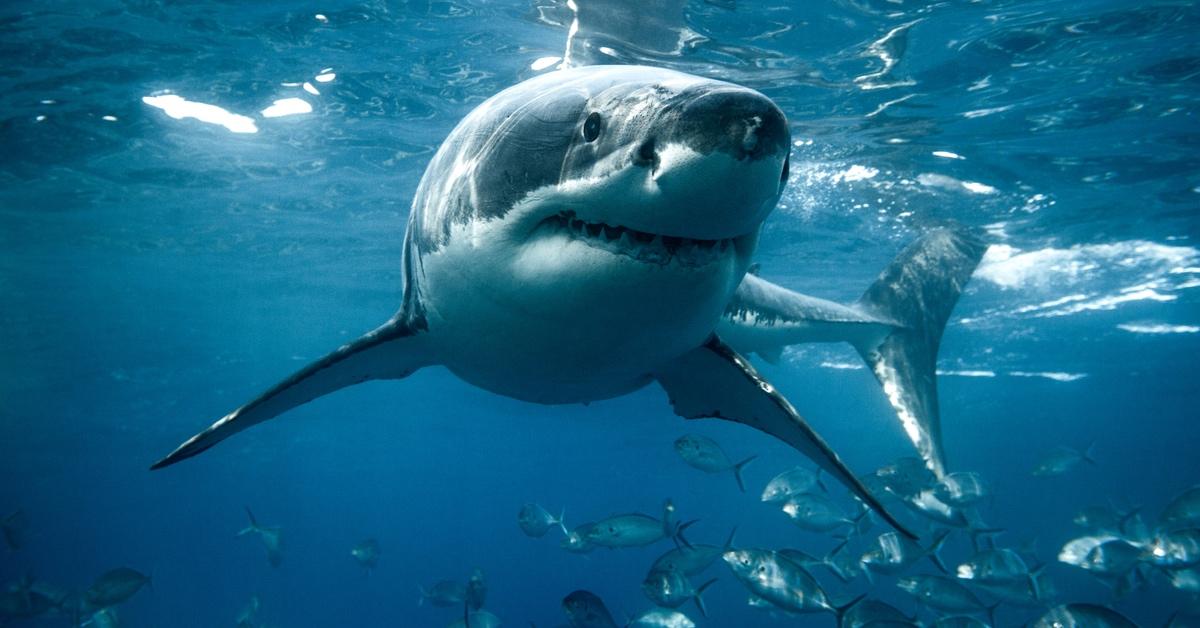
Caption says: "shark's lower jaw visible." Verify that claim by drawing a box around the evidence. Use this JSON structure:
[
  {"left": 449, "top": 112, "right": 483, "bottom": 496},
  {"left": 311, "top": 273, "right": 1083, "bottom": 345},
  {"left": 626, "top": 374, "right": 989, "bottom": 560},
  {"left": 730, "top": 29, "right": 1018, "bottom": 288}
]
[{"left": 540, "top": 210, "right": 732, "bottom": 267}]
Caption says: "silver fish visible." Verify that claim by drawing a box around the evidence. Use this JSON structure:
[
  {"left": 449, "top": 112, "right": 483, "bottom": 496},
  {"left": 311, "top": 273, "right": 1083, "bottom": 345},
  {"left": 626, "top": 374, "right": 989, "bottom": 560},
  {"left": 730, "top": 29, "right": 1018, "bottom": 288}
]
[
  {"left": 518, "top": 503, "right": 567, "bottom": 538},
  {"left": 896, "top": 575, "right": 994, "bottom": 621},
  {"left": 641, "top": 566, "right": 716, "bottom": 617},
  {"left": 562, "top": 522, "right": 597, "bottom": 554},
  {"left": 761, "top": 467, "right": 824, "bottom": 503},
  {"left": 84, "top": 567, "right": 150, "bottom": 609},
  {"left": 934, "top": 472, "right": 989, "bottom": 507},
  {"left": 876, "top": 457, "right": 937, "bottom": 500},
  {"left": 562, "top": 589, "right": 618, "bottom": 628},
  {"left": 628, "top": 607, "right": 695, "bottom": 628},
  {"left": 1162, "top": 485, "right": 1200, "bottom": 530},
  {"left": 650, "top": 528, "right": 736, "bottom": 576},
  {"left": 586, "top": 501, "right": 690, "bottom": 549},
  {"left": 722, "top": 548, "right": 860, "bottom": 619},
  {"left": 1058, "top": 535, "right": 1141, "bottom": 576},
  {"left": 1143, "top": 528, "right": 1200, "bottom": 568},
  {"left": 418, "top": 580, "right": 465, "bottom": 607},
  {"left": 840, "top": 598, "right": 915, "bottom": 628},
  {"left": 466, "top": 568, "right": 486, "bottom": 611},
  {"left": 673, "top": 434, "right": 756, "bottom": 492},
  {"left": 781, "top": 494, "right": 861, "bottom": 533},
  {"left": 861, "top": 530, "right": 950, "bottom": 580},
  {"left": 238, "top": 507, "right": 283, "bottom": 567},
  {"left": 1032, "top": 443, "right": 1096, "bottom": 477},
  {"left": 446, "top": 610, "right": 501, "bottom": 628},
  {"left": 1031, "top": 603, "right": 1136, "bottom": 628},
  {"left": 351, "top": 538, "right": 380, "bottom": 570}
]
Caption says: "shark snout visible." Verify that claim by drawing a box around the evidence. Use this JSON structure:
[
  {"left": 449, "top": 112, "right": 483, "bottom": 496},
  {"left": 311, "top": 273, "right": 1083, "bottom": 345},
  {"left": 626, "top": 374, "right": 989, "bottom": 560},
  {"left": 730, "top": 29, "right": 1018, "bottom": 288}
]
[{"left": 675, "top": 88, "right": 789, "bottom": 161}]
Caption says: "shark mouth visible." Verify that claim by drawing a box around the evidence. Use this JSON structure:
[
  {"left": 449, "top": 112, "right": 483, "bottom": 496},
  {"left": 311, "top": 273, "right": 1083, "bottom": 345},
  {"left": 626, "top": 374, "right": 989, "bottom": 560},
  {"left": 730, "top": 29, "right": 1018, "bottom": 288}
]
[{"left": 544, "top": 210, "right": 732, "bottom": 266}]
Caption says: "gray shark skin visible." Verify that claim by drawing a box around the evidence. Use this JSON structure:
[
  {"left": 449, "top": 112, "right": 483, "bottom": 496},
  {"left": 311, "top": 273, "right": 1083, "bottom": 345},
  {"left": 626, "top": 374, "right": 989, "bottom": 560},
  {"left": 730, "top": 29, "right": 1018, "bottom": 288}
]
[{"left": 150, "top": 65, "right": 987, "bottom": 539}]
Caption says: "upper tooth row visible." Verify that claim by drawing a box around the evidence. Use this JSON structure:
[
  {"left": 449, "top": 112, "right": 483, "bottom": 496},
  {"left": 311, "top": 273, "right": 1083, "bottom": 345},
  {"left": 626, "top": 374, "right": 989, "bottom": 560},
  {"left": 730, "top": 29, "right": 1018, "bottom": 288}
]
[{"left": 564, "top": 216, "right": 724, "bottom": 251}]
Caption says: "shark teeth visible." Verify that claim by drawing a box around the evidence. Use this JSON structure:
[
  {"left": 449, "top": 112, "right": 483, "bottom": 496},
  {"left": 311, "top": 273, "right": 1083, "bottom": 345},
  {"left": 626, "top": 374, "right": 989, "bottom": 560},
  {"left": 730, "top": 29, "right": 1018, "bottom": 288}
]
[{"left": 549, "top": 211, "right": 730, "bottom": 266}]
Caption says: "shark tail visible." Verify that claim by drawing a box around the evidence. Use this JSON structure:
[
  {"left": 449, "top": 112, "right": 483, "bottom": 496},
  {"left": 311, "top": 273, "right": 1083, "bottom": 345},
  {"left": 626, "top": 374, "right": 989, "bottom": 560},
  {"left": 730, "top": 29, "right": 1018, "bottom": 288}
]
[
  {"left": 693, "top": 578, "right": 717, "bottom": 618},
  {"left": 853, "top": 226, "right": 988, "bottom": 478},
  {"left": 731, "top": 455, "right": 757, "bottom": 493}
]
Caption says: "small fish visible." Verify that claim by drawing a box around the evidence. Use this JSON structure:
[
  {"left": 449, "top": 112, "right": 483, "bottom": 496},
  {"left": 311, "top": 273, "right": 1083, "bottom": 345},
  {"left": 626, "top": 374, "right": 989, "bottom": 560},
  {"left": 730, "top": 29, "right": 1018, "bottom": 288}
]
[
  {"left": 84, "top": 567, "right": 151, "bottom": 608},
  {"left": 957, "top": 548, "right": 1042, "bottom": 600},
  {"left": 1073, "top": 503, "right": 1137, "bottom": 536},
  {"left": 840, "top": 598, "right": 915, "bottom": 628},
  {"left": 1, "top": 511, "right": 26, "bottom": 551},
  {"left": 781, "top": 493, "right": 861, "bottom": 533},
  {"left": 722, "top": 548, "right": 860, "bottom": 619},
  {"left": 1162, "top": 485, "right": 1200, "bottom": 530},
  {"left": 650, "top": 527, "right": 736, "bottom": 577},
  {"left": 238, "top": 507, "right": 283, "bottom": 567},
  {"left": 896, "top": 575, "right": 994, "bottom": 621},
  {"left": 1031, "top": 603, "right": 1137, "bottom": 628},
  {"left": 641, "top": 566, "right": 716, "bottom": 617},
  {"left": 465, "top": 568, "right": 487, "bottom": 612},
  {"left": 0, "top": 579, "right": 55, "bottom": 621},
  {"left": 1058, "top": 535, "right": 1141, "bottom": 576},
  {"left": 1142, "top": 528, "right": 1200, "bottom": 568},
  {"left": 875, "top": 457, "right": 937, "bottom": 500},
  {"left": 561, "top": 522, "right": 597, "bottom": 554},
  {"left": 861, "top": 530, "right": 950, "bottom": 580},
  {"left": 351, "top": 538, "right": 381, "bottom": 570},
  {"left": 236, "top": 594, "right": 260, "bottom": 628},
  {"left": 673, "top": 434, "right": 756, "bottom": 492},
  {"left": 585, "top": 500, "right": 692, "bottom": 549},
  {"left": 628, "top": 608, "right": 696, "bottom": 628},
  {"left": 446, "top": 610, "right": 501, "bottom": 628},
  {"left": 518, "top": 503, "right": 567, "bottom": 538},
  {"left": 86, "top": 607, "right": 120, "bottom": 628},
  {"left": 761, "top": 467, "right": 824, "bottom": 502},
  {"left": 934, "top": 472, "right": 989, "bottom": 507},
  {"left": 1032, "top": 443, "right": 1096, "bottom": 477},
  {"left": 562, "top": 589, "right": 618, "bottom": 628},
  {"left": 418, "top": 580, "right": 465, "bottom": 607}
]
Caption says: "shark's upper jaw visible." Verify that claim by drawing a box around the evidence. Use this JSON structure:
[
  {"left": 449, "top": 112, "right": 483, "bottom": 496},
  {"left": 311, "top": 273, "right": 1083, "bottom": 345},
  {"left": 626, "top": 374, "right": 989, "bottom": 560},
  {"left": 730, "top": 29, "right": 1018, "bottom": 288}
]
[{"left": 540, "top": 210, "right": 735, "bottom": 267}]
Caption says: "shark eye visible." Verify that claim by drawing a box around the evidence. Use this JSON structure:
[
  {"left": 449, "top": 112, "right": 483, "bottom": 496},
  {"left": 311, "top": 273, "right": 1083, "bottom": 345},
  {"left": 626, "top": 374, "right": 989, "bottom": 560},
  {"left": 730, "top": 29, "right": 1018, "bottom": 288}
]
[{"left": 583, "top": 112, "right": 602, "bottom": 142}]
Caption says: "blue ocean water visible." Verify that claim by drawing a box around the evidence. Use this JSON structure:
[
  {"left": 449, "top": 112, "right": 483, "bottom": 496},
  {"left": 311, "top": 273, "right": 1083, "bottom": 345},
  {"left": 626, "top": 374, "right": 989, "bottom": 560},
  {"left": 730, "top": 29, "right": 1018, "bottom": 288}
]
[{"left": 1, "top": 0, "right": 1198, "bottom": 626}]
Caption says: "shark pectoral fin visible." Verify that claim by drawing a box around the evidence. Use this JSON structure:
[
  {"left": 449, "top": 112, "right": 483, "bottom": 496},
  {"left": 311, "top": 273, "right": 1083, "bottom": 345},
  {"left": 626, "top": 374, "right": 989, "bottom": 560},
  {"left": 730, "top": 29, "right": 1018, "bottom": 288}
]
[
  {"left": 151, "top": 319, "right": 432, "bottom": 470},
  {"left": 655, "top": 336, "right": 917, "bottom": 540}
]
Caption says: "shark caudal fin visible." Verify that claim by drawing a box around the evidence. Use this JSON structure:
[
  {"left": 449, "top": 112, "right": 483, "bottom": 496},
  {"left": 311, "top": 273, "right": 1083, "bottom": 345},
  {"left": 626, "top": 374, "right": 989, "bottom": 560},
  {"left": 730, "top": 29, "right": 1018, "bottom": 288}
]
[
  {"left": 150, "top": 319, "right": 430, "bottom": 470},
  {"left": 853, "top": 226, "right": 988, "bottom": 478}
]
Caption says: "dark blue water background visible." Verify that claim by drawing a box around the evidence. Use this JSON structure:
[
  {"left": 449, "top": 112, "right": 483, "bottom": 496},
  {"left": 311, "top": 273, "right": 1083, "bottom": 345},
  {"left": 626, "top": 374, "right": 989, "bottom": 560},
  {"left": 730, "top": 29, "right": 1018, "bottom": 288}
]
[{"left": 1, "top": 0, "right": 1198, "bottom": 626}]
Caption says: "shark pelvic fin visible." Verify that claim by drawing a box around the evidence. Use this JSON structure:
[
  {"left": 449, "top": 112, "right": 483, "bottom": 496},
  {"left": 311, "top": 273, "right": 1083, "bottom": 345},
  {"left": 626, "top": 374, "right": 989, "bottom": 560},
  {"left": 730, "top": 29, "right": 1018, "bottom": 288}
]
[
  {"left": 151, "top": 318, "right": 431, "bottom": 470},
  {"left": 655, "top": 335, "right": 917, "bottom": 540}
]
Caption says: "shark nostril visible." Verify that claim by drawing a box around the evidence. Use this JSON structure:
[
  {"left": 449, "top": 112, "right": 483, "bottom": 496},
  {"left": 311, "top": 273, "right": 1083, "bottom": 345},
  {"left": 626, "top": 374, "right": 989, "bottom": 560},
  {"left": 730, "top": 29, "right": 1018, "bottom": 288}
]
[{"left": 635, "top": 137, "right": 658, "bottom": 168}]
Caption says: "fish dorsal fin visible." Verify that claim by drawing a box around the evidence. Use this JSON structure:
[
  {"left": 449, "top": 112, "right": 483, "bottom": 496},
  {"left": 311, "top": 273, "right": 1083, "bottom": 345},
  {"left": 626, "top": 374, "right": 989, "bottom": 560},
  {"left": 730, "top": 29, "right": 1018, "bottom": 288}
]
[{"left": 655, "top": 336, "right": 917, "bottom": 540}]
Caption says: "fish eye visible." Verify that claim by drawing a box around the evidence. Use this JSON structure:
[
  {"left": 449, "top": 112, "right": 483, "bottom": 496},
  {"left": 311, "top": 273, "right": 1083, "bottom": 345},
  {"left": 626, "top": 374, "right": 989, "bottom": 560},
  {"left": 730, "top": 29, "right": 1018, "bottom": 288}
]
[{"left": 582, "top": 112, "right": 602, "bottom": 142}]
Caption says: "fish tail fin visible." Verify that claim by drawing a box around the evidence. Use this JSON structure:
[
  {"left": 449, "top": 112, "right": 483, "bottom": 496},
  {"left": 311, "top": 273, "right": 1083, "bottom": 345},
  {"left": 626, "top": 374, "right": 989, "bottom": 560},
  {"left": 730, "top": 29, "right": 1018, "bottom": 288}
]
[
  {"left": 853, "top": 226, "right": 988, "bottom": 477},
  {"left": 814, "top": 467, "right": 827, "bottom": 493},
  {"left": 1082, "top": 440, "right": 1098, "bottom": 465},
  {"left": 732, "top": 455, "right": 757, "bottom": 493},
  {"left": 968, "top": 526, "right": 1005, "bottom": 553},
  {"left": 852, "top": 506, "right": 874, "bottom": 537},
  {"left": 835, "top": 593, "right": 867, "bottom": 623},
  {"left": 1028, "top": 564, "right": 1047, "bottom": 601},
  {"left": 239, "top": 506, "right": 260, "bottom": 536},
  {"left": 723, "top": 526, "right": 738, "bottom": 552},
  {"left": 674, "top": 519, "right": 699, "bottom": 550},
  {"left": 927, "top": 529, "right": 952, "bottom": 574},
  {"left": 693, "top": 578, "right": 717, "bottom": 618},
  {"left": 822, "top": 539, "right": 854, "bottom": 583},
  {"left": 555, "top": 508, "right": 568, "bottom": 536}
]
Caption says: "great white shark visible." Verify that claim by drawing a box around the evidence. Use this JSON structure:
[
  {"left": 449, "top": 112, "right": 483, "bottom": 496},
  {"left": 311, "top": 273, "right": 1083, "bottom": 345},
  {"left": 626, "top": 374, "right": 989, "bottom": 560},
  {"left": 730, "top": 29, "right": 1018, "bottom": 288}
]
[{"left": 151, "top": 65, "right": 986, "bottom": 538}]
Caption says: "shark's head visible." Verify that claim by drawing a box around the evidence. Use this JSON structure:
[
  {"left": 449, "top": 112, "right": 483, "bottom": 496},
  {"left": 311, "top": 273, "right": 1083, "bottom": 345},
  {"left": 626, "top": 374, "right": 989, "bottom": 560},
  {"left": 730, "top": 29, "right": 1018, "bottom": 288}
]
[{"left": 409, "top": 66, "right": 790, "bottom": 399}]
